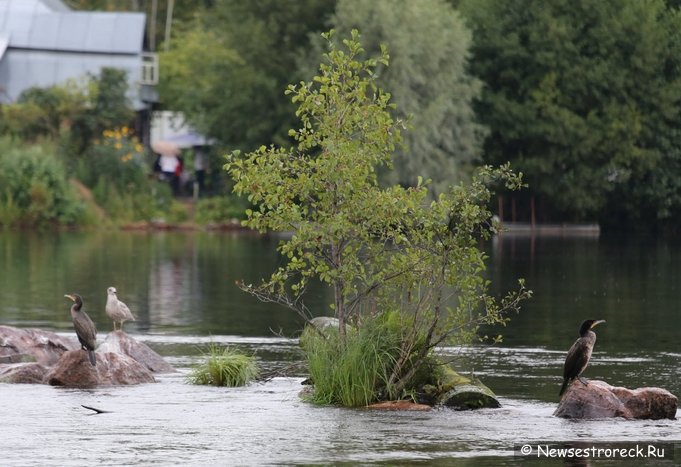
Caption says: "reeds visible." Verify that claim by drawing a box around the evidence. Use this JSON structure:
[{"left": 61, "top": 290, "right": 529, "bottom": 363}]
[{"left": 302, "top": 318, "right": 401, "bottom": 407}]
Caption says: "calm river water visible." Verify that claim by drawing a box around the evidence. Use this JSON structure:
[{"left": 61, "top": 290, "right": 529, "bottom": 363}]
[{"left": 0, "top": 230, "right": 679, "bottom": 465}]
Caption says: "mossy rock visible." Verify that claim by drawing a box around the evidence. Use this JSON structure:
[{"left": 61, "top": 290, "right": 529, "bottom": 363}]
[
  {"left": 426, "top": 366, "right": 501, "bottom": 410},
  {"left": 438, "top": 383, "right": 501, "bottom": 410}
]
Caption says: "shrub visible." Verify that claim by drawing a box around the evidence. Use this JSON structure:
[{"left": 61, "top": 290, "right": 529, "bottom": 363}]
[
  {"left": 166, "top": 200, "right": 191, "bottom": 223},
  {"left": 187, "top": 344, "right": 259, "bottom": 387},
  {"left": 1, "top": 83, "right": 87, "bottom": 141},
  {"left": 80, "top": 127, "right": 148, "bottom": 191},
  {"left": 82, "top": 127, "right": 165, "bottom": 222},
  {"left": 195, "top": 196, "right": 249, "bottom": 224},
  {"left": 0, "top": 138, "right": 84, "bottom": 227}
]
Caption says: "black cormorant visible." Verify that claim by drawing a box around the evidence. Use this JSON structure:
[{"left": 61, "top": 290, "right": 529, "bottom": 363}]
[
  {"left": 559, "top": 319, "right": 605, "bottom": 396},
  {"left": 105, "top": 286, "right": 135, "bottom": 331},
  {"left": 65, "top": 294, "right": 97, "bottom": 366}
]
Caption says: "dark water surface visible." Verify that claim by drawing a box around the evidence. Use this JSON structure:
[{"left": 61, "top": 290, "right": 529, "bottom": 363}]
[{"left": 0, "top": 231, "right": 679, "bottom": 465}]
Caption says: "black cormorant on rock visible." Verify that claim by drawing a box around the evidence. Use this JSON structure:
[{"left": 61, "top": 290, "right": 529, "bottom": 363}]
[
  {"left": 559, "top": 319, "right": 605, "bottom": 397},
  {"left": 64, "top": 294, "right": 97, "bottom": 366}
]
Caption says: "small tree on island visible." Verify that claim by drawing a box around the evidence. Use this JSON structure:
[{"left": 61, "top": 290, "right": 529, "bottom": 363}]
[{"left": 226, "top": 30, "right": 531, "bottom": 405}]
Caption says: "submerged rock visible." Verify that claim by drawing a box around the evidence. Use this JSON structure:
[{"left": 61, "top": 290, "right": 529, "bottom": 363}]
[
  {"left": 367, "top": 400, "right": 432, "bottom": 411},
  {"left": 0, "top": 325, "right": 77, "bottom": 366},
  {"left": 438, "top": 383, "right": 501, "bottom": 410},
  {"left": 433, "top": 368, "right": 501, "bottom": 410},
  {"left": 554, "top": 380, "right": 677, "bottom": 420},
  {"left": 0, "top": 362, "right": 49, "bottom": 384}
]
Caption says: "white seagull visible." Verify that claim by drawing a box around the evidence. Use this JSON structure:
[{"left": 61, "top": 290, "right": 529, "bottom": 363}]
[{"left": 105, "top": 287, "right": 136, "bottom": 331}]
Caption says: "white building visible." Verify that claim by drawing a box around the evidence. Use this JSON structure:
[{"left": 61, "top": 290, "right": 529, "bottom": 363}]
[{"left": 0, "top": 0, "right": 158, "bottom": 139}]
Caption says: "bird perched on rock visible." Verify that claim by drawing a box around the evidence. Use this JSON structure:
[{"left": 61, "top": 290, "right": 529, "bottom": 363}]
[
  {"left": 105, "top": 287, "right": 135, "bottom": 331},
  {"left": 64, "top": 293, "right": 97, "bottom": 366},
  {"left": 559, "top": 319, "right": 606, "bottom": 397}
]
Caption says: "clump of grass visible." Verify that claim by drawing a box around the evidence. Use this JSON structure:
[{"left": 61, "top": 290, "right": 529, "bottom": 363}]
[
  {"left": 187, "top": 344, "right": 259, "bottom": 387},
  {"left": 300, "top": 316, "right": 401, "bottom": 407}
]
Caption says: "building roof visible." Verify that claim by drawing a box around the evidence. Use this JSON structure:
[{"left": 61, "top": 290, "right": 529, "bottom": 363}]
[
  {"left": 0, "top": 0, "right": 69, "bottom": 14},
  {"left": 0, "top": 2, "right": 145, "bottom": 55},
  {"left": 0, "top": 0, "right": 150, "bottom": 108}
]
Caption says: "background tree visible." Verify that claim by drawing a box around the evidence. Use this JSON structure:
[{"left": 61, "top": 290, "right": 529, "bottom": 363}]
[
  {"left": 158, "top": 0, "right": 336, "bottom": 150},
  {"left": 227, "top": 31, "right": 529, "bottom": 404},
  {"left": 459, "top": 0, "right": 681, "bottom": 229},
  {"left": 321, "top": 0, "right": 485, "bottom": 195}
]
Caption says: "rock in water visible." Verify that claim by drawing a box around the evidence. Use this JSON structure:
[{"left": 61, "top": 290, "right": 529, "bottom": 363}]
[
  {"left": 426, "top": 367, "right": 501, "bottom": 409},
  {"left": 97, "top": 330, "right": 175, "bottom": 373},
  {"left": 0, "top": 326, "right": 175, "bottom": 387},
  {"left": 46, "top": 350, "right": 100, "bottom": 388},
  {"left": 554, "top": 380, "right": 677, "bottom": 420},
  {"left": 0, "top": 363, "right": 49, "bottom": 384},
  {"left": 0, "top": 325, "right": 78, "bottom": 366},
  {"left": 46, "top": 350, "right": 156, "bottom": 388},
  {"left": 438, "top": 383, "right": 502, "bottom": 410},
  {"left": 366, "top": 400, "right": 432, "bottom": 411}
]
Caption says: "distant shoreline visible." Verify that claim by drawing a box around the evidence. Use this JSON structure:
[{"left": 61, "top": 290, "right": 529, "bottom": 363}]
[{"left": 497, "top": 222, "right": 600, "bottom": 237}]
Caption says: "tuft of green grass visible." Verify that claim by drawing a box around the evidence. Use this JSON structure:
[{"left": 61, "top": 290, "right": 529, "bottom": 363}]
[
  {"left": 301, "top": 317, "right": 401, "bottom": 407},
  {"left": 187, "top": 344, "right": 259, "bottom": 387}
]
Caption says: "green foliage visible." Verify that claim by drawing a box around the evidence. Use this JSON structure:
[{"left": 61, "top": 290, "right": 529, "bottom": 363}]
[
  {"left": 80, "top": 127, "right": 162, "bottom": 222},
  {"left": 165, "top": 200, "right": 191, "bottom": 224},
  {"left": 70, "top": 68, "right": 134, "bottom": 152},
  {"left": 1, "top": 68, "right": 132, "bottom": 153},
  {"left": 158, "top": 0, "right": 335, "bottom": 150},
  {"left": 187, "top": 344, "right": 259, "bottom": 387},
  {"left": 195, "top": 196, "right": 249, "bottom": 224},
  {"left": 302, "top": 312, "right": 446, "bottom": 405},
  {"left": 1, "top": 82, "right": 87, "bottom": 141},
  {"left": 0, "top": 138, "right": 84, "bottom": 227},
  {"left": 158, "top": 28, "right": 253, "bottom": 146},
  {"left": 301, "top": 317, "right": 399, "bottom": 406},
  {"left": 460, "top": 0, "right": 681, "bottom": 227},
  {"left": 227, "top": 31, "right": 530, "bottom": 404},
  {"left": 324, "top": 0, "right": 486, "bottom": 194}
]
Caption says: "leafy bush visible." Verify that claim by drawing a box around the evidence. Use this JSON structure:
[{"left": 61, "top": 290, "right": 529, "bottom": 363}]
[
  {"left": 0, "top": 138, "right": 84, "bottom": 227},
  {"left": 166, "top": 200, "right": 191, "bottom": 224},
  {"left": 81, "top": 127, "right": 165, "bottom": 222},
  {"left": 1, "top": 83, "right": 87, "bottom": 141},
  {"left": 187, "top": 344, "right": 259, "bottom": 387},
  {"left": 80, "top": 127, "right": 148, "bottom": 190},
  {"left": 195, "top": 196, "right": 248, "bottom": 224}
]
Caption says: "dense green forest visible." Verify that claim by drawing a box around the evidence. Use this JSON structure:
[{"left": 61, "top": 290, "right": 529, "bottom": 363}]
[{"left": 6, "top": 0, "right": 681, "bottom": 233}]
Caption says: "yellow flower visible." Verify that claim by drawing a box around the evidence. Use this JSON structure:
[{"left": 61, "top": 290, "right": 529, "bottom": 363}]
[{"left": 115, "top": 142, "right": 122, "bottom": 150}]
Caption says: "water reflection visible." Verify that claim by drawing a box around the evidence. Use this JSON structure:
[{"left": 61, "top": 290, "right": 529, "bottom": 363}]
[{"left": 0, "top": 231, "right": 331, "bottom": 336}]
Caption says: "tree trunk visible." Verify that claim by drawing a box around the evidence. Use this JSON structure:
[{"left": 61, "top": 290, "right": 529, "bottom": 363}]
[{"left": 331, "top": 242, "right": 346, "bottom": 343}]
